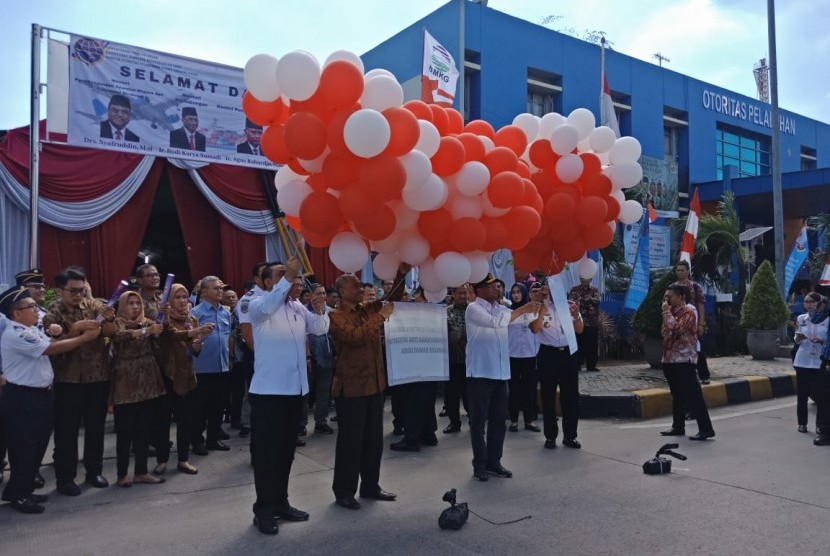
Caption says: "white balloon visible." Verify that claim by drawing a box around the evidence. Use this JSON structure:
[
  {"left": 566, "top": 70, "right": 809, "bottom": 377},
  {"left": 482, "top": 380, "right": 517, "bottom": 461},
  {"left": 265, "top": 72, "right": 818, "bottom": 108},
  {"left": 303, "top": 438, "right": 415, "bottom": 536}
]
[
  {"left": 329, "top": 232, "right": 369, "bottom": 273},
  {"left": 372, "top": 230, "right": 404, "bottom": 253},
  {"left": 465, "top": 252, "right": 491, "bottom": 283},
  {"left": 555, "top": 153, "right": 584, "bottom": 184},
  {"left": 455, "top": 161, "right": 490, "bottom": 197},
  {"left": 400, "top": 150, "right": 432, "bottom": 190},
  {"left": 274, "top": 165, "right": 307, "bottom": 191},
  {"left": 414, "top": 120, "right": 440, "bottom": 158},
  {"left": 297, "top": 147, "right": 330, "bottom": 173},
  {"left": 373, "top": 252, "right": 401, "bottom": 280},
  {"left": 275, "top": 50, "right": 321, "bottom": 102},
  {"left": 364, "top": 68, "right": 396, "bottom": 80},
  {"left": 589, "top": 126, "right": 617, "bottom": 153},
  {"left": 479, "top": 135, "right": 495, "bottom": 153},
  {"left": 609, "top": 136, "right": 642, "bottom": 164},
  {"left": 276, "top": 180, "right": 312, "bottom": 216},
  {"left": 611, "top": 189, "right": 626, "bottom": 205},
  {"left": 619, "top": 199, "right": 644, "bottom": 225},
  {"left": 344, "top": 109, "right": 390, "bottom": 158},
  {"left": 402, "top": 174, "right": 448, "bottom": 212},
  {"left": 425, "top": 289, "right": 448, "bottom": 303},
  {"left": 450, "top": 195, "right": 484, "bottom": 220},
  {"left": 481, "top": 191, "right": 510, "bottom": 217},
  {"left": 360, "top": 75, "right": 404, "bottom": 112},
  {"left": 244, "top": 54, "right": 281, "bottom": 102},
  {"left": 539, "top": 112, "right": 566, "bottom": 138},
  {"left": 577, "top": 258, "right": 598, "bottom": 280},
  {"left": 388, "top": 200, "right": 419, "bottom": 230},
  {"left": 399, "top": 234, "right": 430, "bottom": 265},
  {"left": 434, "top": 252, "right": 472, "bottom": 287},
  {"left": 324, "top": 50, "right": 365, "bottom": 74},
  {"left": 577, "top": 138, "right": 592, "bottom": 154},
  {"left": 512, "top": 113, "right": 541, "bottom": 143},
  {"left": 608, "top": 161, "right": 644, "bottom": 189},
  {"left": 567, "top": 108, "right": 596, "bottom": 140},
  {"left": 418, "top": 258, "right": 441, "bottom": 291},
  {"left": 550, "top": 124, "right": 580, "bottom": 155}
]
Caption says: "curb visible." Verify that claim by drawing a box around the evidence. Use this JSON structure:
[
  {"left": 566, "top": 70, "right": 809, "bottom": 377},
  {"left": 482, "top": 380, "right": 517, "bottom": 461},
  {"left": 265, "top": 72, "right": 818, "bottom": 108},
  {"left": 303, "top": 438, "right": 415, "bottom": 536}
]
[{"left": 579, "top": 371, "right": 797, "bottom": 419}]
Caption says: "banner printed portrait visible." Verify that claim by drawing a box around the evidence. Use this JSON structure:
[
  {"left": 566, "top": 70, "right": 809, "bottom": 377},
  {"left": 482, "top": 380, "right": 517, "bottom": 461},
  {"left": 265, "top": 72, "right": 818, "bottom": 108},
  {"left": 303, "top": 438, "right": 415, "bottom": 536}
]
[
  {"left": 623, "top": 223, "right": 671, "bottom": 269},
  {"left": 384, "top": 303, "right": 449, "bottom": 386},
  {"left": 638, "top": 156, "right": 679, "bottom": 218},
  {"left": 66, "top": 35, "right": 277, "bottom": 170}
]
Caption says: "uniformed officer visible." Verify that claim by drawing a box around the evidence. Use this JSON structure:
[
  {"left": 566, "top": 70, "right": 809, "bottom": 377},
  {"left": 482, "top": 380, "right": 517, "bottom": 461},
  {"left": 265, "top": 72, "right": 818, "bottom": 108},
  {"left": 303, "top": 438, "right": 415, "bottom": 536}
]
[
  {"left": 0, "top": 287, "right": 100, "bottom": 514},
  {"left": 14, "top": 269, "right": 49, "bottom": 332}
]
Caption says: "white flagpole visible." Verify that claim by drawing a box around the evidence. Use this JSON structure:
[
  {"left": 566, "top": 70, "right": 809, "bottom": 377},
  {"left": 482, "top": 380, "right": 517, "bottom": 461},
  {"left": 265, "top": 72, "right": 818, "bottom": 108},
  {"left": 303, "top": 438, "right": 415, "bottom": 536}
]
[
  {"left": 458, "top": 0, "right": 465, "bottom": 119},
  {"left": 29, "top": 24, "right": 42, "bottom": 269},
  {"left": 600, "top": 37, "right": 606, "bottom": 118}
]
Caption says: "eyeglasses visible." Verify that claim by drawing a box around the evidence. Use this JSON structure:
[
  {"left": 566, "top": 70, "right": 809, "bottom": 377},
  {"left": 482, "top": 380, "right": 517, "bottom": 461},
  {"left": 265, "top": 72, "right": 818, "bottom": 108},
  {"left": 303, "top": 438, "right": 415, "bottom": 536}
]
[
  {"left": 15, "top": 303, "right": 39, "bottom": 311},
  {"left": 65, "top": 288, "right": 87, "bottom": 296}
]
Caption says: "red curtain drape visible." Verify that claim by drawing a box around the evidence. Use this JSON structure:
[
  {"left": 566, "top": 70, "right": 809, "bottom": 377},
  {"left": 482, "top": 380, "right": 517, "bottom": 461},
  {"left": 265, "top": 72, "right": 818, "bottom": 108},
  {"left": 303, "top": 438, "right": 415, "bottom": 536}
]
[{"left": 197, "top": 164, "right": 270, "bottom": 210}]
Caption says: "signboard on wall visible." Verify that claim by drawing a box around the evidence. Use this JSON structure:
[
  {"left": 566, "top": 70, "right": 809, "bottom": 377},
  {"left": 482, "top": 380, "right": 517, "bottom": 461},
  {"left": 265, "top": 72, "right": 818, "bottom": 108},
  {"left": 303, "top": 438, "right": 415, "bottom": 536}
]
[{"left": 638, "top": 156, "right": 679, "bottom": 218}]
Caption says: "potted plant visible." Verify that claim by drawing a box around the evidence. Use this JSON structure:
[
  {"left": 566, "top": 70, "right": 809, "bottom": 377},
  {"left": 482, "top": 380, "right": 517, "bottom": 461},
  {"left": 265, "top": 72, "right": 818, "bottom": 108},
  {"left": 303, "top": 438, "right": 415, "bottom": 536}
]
[
  {"left": 740, "top": 260, "right": 790, "bottom": 360},
  {"left": 631, "top": 269, "right": 677, "bottom": 368}
]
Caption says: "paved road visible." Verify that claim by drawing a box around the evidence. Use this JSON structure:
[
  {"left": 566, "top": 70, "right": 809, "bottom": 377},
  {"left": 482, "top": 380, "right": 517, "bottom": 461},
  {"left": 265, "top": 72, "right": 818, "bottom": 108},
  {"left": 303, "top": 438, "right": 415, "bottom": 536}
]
[{"left": 2, "top": 396, "right": 829, "bottom": 556}]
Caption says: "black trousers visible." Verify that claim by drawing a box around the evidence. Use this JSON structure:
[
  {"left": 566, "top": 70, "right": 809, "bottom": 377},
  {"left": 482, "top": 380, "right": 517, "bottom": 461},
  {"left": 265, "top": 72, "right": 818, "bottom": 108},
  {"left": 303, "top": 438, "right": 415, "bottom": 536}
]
[
  {"left": 663, "top": 362, "right": 714, "bottom": 433},
  {"left": 445, "top": 361, "right": 468, "bottom": 427},
  {"left": 400, "top": 381, "right": 438, "bottom": 445},
  {"left": 466, "top": 378, "right": 508, "bottom": 473},
  {"left": 154, "top": 378, "right": 196, "bottom": 464},
  {"left": 795, "top": 367, "right": 820, "bottom": 427},
  {"left": 309, "top": 364, "right": 333, "bottom": 425},
  {"left": 192, "top": 372, "right": 228, "bottom": 447},
  {"left": 332, "top": 393, "right": 384, "bottom": 499},
  {"left": 577, "top": 326, "right": 599, "bottom": 371},
  {"left": 0, "top": 384, "right": 53, "bottom": 502},
  {"left": 249, "top": 393, "right": 304, "bottom": 516},
  {"left": 53, "top": 381, "right": 109, "bottom": 485},
  {"left": 538, "top": 345, "right": 580, "bottom": 441},
  {"left": 508, "top": 356, "right": 538, "bottom": 424},
  {"left": 812, "top": 368, "right": 830, "bottom": 435},
  {"left": 696, "top": 345, "right": 711, "bottom": 381},
  {"left": 228, "top": 361, "right": 252, "bottom": 425},
  {"left": 114, "top": 398, "right": 157, "bottom": 477},
  {"left": 390, "top": 385, "right": 404, "bottom": 431}
]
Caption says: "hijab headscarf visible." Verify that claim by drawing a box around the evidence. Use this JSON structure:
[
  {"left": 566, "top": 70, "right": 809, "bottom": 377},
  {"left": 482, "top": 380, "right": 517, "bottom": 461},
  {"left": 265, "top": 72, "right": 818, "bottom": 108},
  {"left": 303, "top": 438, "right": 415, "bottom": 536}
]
[
  {"left": 166, "top": 283, "right": 191, "bottom": 323},
  {"left": 116, "top": 290, "right": 145, "bottom": 324},
  {"left": 510, "top": 282, "right": 529, "bottom": 310}
]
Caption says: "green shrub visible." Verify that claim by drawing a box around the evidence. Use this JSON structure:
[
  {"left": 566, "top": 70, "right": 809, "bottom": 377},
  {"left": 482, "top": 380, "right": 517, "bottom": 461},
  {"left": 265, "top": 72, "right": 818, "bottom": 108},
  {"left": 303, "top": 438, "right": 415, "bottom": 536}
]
[
  {"left": 631, "top": 269, "right": 677, "bottom": 338},
  {"left": 739, "top": 260, "right": 790, "bottom": 330}
]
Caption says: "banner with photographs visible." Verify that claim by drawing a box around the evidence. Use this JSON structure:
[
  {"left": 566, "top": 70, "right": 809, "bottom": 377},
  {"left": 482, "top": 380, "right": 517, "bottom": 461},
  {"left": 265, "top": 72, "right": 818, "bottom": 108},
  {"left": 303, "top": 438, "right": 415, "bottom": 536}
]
[
  {"left": 66, "top": 35, "right": 276, "bottom": 169},
  {"left": 638, "top": 156, "right": 679, "bottom": 218}
]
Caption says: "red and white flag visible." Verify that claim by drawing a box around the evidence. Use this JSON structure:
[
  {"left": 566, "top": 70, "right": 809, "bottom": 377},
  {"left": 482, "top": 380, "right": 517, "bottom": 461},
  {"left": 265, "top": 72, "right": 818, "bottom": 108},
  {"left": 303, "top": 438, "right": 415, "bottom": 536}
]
[
  {"left": 648, "top": 202, "right": 657, "bottom": 223},
  {"left": 600, "top": 73, "right": 620, "bottom": 138},
  {"left": 819, "top": 254, "right": 830, "bottom": 286},
  {"left": 679, "top": 189, "right": 701, "bottom": 267},
  {"left": 421, "top": 29, "right": 459, "bottom": 107}
]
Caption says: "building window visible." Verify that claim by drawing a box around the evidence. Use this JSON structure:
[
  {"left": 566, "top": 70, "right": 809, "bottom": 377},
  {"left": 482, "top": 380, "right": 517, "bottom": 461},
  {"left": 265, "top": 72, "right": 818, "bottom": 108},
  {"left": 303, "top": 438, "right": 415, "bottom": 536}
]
[
  {"left": 801, "top": 146, "right": 817, "bottom": 171},
  {"left": 526, "top": 67, "right": 561, "bottom": 117},
  {"left": 463, "top": 51, "right": 481, "bottom": 123},
  {"left": 715, "top": 124, "right": 770, "bottom": 179}
]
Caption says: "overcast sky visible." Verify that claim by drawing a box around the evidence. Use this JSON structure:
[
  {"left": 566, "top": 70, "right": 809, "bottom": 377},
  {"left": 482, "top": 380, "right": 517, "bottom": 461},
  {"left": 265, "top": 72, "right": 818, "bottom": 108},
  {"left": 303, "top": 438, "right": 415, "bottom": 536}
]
[{"left": 2, "top": 0, "right": 827, "bottom": 129}]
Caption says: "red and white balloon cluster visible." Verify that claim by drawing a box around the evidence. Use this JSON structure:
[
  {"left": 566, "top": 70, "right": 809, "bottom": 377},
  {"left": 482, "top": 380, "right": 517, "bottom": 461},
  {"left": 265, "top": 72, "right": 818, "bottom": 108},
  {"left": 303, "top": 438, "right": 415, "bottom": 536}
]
[{"left": 242, "top": 50, "right": 643, "bottom": 298}]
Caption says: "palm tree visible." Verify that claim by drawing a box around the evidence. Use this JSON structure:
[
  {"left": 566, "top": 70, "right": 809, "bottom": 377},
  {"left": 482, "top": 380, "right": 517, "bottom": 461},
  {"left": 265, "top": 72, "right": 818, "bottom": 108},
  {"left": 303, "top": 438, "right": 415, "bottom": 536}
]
[{"left": 807, "top": 213, "right": 830, "bottom": 286}]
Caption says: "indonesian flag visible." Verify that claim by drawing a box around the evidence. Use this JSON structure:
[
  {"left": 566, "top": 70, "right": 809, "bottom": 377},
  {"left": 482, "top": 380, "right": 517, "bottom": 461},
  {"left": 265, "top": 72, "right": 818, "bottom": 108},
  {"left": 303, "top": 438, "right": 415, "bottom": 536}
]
[
  {"left": 679, "top": 189, "right": 701, "bottom": 266},
  {"left": 648, "top": 202, "right": 657, "bottom": 223},
  {"left": 600, "top": 73, "right": 620, "bottom": 138},
  {"left": 820, "top": 254, "right": 830, "bottom": 286},
  {"left": 421, "top": 29, "right": 459, "bottom": 107}
]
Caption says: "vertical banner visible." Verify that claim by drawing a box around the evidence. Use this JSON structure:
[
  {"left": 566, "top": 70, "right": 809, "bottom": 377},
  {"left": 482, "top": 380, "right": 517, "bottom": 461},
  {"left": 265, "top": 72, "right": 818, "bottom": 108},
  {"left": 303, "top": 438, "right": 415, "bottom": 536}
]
[
  {"left": 547, "top": 273, "right": 578, "bottom": 354},
  {"left": 638, "top": 156, "right": 679, "bottom": 218},
  {"left": 384, "top": 303, "right": 449, "bottom": 386},
  {"left": 784, "top": 225, "right": 809, "bottom": 295},
  {"left": 66, "top": 35, "right": 277, "bottom": 169},
  {"left": 421, "top": 29, "right": 459, "bottom": 107},
  {"left": 624, "top": 211, "right": 650, "bottom": 312}
]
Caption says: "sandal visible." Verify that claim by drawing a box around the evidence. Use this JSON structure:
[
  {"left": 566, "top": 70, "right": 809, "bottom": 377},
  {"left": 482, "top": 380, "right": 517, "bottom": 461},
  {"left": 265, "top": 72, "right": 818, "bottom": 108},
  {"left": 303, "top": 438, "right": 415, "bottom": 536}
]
[
  {"left": 177, "top": 462, "right": 198, "bottom": 475},
  {"left": 133, "top": 474, "right": 166, "bottom": 485},
  {"left": 152, "top": 463, "right": 167, "bottom": 476}
]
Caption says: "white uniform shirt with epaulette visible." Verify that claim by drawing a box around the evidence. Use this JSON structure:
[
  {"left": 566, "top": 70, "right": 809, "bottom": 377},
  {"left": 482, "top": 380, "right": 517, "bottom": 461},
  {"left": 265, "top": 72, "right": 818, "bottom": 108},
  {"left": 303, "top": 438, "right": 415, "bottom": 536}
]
[
  {"left": 0, "top": 321, "right": 53, "bottom": 387},
  {"left": 237, "top": 285, "right": 264, "bottom": 325}
]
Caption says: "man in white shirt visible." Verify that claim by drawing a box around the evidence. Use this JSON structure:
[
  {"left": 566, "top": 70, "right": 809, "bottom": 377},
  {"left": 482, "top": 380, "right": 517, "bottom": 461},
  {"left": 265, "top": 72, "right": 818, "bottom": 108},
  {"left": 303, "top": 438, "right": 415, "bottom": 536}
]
[
  {"left": 465, "top": 274, "right": 539, "bottom": 481},
  {"left": 246, "top": 258, "right": 329, "bottom": 535}
]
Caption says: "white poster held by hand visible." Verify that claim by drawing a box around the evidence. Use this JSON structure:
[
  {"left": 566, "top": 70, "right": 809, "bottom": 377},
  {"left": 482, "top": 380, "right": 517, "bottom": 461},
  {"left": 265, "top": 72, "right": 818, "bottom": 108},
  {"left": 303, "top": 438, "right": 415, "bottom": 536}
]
[
  {"left": 547, "top": 273, "right": 578, "bottom": 355},
  {"left": 384, "top": 303, "right": 449, "bottom": 386}
]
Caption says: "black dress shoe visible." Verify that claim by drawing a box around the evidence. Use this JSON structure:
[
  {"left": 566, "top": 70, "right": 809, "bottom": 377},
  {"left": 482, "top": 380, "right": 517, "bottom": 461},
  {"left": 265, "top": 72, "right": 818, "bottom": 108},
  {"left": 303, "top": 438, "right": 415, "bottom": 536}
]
[
  {"left": 360, "top": 489, "right": 397, "bottom": 501},
  {"left": 420, "top": 435, "right": 438, "bottom": 447},
  {"left": 314, "top": 423, "right": 335, "bottom": 435},
  {"left": 57, "top": 481, "right": 81, "bottom": 497},
  {"left": 295, "top": 438, "right": 306, "bottom": 447},
  {"left": 206, "top": 440, "right": 230, "bottom": 451},
  {"left": 473, "top": 469, "right": 489, "bottom": 482},
  {"left": 798, "top": 425, "right": 808, "bottom": 433},
  {"left": 239, "top": 426, "right": 250, "bottom": 438},
  {"left": 813, "top": 435, "right": 830, "bottom": 446},
  {"left": 274, "top": 505, "right": 310, "bottom": 521},
  {"left": 217, "top": 429, "right": 231, "bottom": 440},
  {"left": 544, "top": 439, "right": 557, "bottom": 449},
  {"left": 192, "top": 444, "right": 209, "bottom": 456},
  {"left": 689, "top": 430, "right": 715, "bottom": 441},
  {"left": 443, "top": 423, "right": 461, "bottom": 434},
  {"left": 253, "top": 514, "right": 279, "bottom": 535},
  {"left": 85, "top": 474, "right": 109, "bottom": 488},
  {"left": 33, "top": 471, "right": 45, "bottom": 489},
  {"left": 29, "top": 493, "right": 49, "bottom": 503},
  {"left": 336, "top": 496, "right": 361, "bottom": 510},
  {"left": 524, "top": 423, "right": 541, "bottom": 432},
  {"left": 587, "top": 367, "right": 601, "bottom": 372},
  {"left": 562, "top": 438, "right": 581, "bottom": 449},
  {"left": 10, "top": 497, "right": 45, "bottom": 514},
  {"left": 390, "top": 440, "right": 420, "bottom": 452},
  {"left": 660, "top": 429, "right": 685, "bottom": 436},
  {"left": 486, "top": 464, "right": 513, "bottom": 478}
]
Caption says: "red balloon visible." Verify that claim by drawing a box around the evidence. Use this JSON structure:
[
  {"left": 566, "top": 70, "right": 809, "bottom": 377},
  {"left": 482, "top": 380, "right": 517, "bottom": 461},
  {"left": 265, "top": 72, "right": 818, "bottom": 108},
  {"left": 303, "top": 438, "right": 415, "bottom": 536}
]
[
  {"left": 326, "top": 110, "right": 353, "bottom": 155},
  {"left": 502, "top": 206, "right": 541, "bottom": 239},
  {"left": 319, "top": 60, "right": 364, "bottom": 109},
  {"left": 484, "top": 147, "right": 519, "bottom": 176},
  {"left": 576, "top": 196, "right": 608, "bottom": 228},
  {"left": 481, "top": 217, "right": 508, "bottom": 251},
  {"left": 431, "top": 136, "right": 466, "bottom": 176},
  {"left": 445, "top": 109, "right": 464, "bottom": 134},
  {"left": 528, "top": 139, "right": 557, "bottom": 170},
  {"left": 306, "top": 173, "right": 328, "bottom": 193},
  {"left": 451, "top": 217, "right": 486, "bottom": 252},
  {"left": 301, "top": 226, "right": 335, "bottom": 248},
  {"left": 552, "top": 183, "right": 582, "bottom": 205},
  {"left": 287, "top": 157, "right": 310, "bottom": 176},
  {"left": 260, "top": 125, "right": 291, "bottom": 164},
  {"left": 429, "top": 239, "right": 454, "bottom": 259},
  {"left": 338, "top": 185, "right": 376, "bottom": 223},
  {"left": 494, "top": 125, "right": 528, "bottom": 157},
  {"left": 544, "top": 193, "right": 577, "bottom": 223},
  {"left": 359, "top": 155, "right": 406, "bottom": 201},
  {"left": 429, "top": 105, "right": 449, "bottom": 135},
  {"left": 583, "top": 173, "right": 613, "bottom": 197},
  {"left": 284, "top": 112, "right": 327, "bottom": 160},
  {"left": 512, "top": 249, "right": 538, "bottom": 273},
  {"left": 583, "top": 222, "right": 615, "bottom": 250},
  {"left": 516, "top": 161, "right": 531, "bottom": 179},
  {"left": 530, "top": 171, "right": 555, "bottom": 200},
  {"left": 456, "top": 133, "right": 486, "bottom": 162},
  {"left": 354, "top": 204, "right": 396, "bottom": 240},
  {"left": 554, "top": 236, "right": 587, "bottom": 263},
  {"left": 580, "top": 153, "right": 603, "bottom": 177},
  {"left": 284, "top": 214, "right": 302, "bottom": 231},
  {"left": 289, "top": 90, "right": 335, "bottom": 123},
  {"left": 300, "top": 192, "right": 343, "bottom": 236},
  {"left": 529, "top": 193, "right": 544, "bottom": 214},
  {"left": 417, "top": 209, "right": 453, "bottom": 243},
  {"left": 487, "top": 171, "right": 523, "bottom": 209},
  {"left": 464, "top": 119, "right": 496, "bottom": 140},
  {"left": 548, "top": 222, "right": 579, "bottom": 244},
  {"left": 322, "top": 153, "right": 362, "bottom": 190},
  {"left": 242, "top": 91, "right": 287, "bottom": 127},
  {"left": 403, "top": 100, "right": 434, "bottom": 122},
  {"left": 520, "top": 178, "right": 539, "bottom": 206},
  {"left": 604, "top": 196, "right": 621, "bottom": 221},
  {"left": 382, "top": 107, "right": 420, "bottom": 157}
]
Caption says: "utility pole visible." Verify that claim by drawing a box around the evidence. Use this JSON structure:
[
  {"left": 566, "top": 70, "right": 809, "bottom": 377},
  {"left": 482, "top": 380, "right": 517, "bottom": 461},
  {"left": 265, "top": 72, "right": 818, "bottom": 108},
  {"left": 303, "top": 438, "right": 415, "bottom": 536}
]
[
  {"left": 652, "top": 52, "right": 670, "bottom": 67},
  {"left": 767, "top": 0, "right": 785, "bottom": 297}
]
